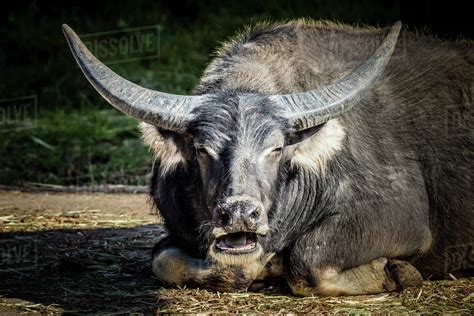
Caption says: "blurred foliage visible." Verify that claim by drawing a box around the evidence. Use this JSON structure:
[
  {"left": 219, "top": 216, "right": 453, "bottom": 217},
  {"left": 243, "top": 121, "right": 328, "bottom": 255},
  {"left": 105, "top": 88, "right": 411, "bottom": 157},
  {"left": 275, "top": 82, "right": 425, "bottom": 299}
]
[
  {"left": 0, "top": 0, "right": 471, "bottom": 185},
  {"left": 1, "top": 0, "right": 406, "bottom": 105},
  {"left": 0, "top": 109, "right": 150, "bottom": 185}
]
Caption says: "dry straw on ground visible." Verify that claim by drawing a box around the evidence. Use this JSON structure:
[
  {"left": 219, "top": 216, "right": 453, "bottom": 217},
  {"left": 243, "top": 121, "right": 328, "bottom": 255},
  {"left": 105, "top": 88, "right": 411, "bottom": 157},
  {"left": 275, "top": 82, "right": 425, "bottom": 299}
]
[{"left": 0, "top": 190, "right": 472, "bottom": 313}]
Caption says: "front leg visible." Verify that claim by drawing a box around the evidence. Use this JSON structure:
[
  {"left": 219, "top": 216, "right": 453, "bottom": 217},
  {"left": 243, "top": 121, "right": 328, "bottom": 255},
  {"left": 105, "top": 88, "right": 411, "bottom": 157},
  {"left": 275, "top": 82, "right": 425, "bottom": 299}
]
[{"left": 152, "top": 236, "right": 276, "bottom": 291}]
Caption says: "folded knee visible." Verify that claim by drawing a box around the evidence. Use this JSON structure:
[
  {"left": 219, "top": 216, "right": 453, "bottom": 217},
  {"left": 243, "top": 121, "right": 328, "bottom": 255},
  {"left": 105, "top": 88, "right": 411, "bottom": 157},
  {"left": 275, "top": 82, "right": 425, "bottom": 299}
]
[{"left": 152, "top": 247, "right": 195, "bottom": 286}]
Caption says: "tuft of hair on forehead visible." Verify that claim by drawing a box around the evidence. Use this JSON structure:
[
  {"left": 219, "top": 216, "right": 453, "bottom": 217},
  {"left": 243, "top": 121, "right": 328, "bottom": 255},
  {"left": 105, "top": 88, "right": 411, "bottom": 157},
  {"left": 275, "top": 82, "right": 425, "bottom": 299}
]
[{"left": 188, "top": 92, "right": 286, "bottom": 152}]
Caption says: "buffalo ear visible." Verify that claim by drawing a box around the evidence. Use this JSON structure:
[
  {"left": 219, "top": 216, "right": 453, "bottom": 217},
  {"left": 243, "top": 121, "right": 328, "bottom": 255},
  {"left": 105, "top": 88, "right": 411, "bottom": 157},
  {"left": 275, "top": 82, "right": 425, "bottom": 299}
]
[
  {"left": 158, "top": 128, "right": 194, "bottom": 157},
  {"left": 140, "top": 123, "right": 193, "bottom": 174},
  {"left": 285, "top": 124, "right": 325, "bottom": 146}
]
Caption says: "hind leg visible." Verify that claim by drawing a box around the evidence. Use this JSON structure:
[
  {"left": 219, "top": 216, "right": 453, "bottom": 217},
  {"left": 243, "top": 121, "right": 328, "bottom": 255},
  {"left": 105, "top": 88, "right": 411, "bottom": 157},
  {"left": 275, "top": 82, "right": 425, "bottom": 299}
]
[
  {"left": 287, "top": 257, "right": 423, "bottom": 296},
  {"left": 284, "top": 215, "right": 427, "bottom": 296}
]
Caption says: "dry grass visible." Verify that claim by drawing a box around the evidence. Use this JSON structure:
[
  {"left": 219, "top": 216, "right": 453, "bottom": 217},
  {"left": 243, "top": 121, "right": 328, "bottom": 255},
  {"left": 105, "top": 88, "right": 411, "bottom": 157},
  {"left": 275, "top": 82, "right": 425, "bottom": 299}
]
[
  {"left": 156, "top": 281, "right": 473, "bottom": 314},
  {"left": 0, "top": 190, "right": 472, "bottom": 314}
]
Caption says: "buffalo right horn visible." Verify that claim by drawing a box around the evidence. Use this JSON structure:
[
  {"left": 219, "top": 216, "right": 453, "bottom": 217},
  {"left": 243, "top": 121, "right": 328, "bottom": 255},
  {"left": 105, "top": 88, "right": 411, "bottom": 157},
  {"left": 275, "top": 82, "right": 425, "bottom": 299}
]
[{"left": 62, "top": 24, "right": 204, "bottom": 133}]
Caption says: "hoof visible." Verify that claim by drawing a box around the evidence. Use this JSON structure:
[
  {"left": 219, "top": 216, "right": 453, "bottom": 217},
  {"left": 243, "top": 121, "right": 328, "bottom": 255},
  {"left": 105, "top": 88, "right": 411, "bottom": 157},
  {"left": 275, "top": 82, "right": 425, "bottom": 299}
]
[{"left": 386, "top": 259, "right": 424, "bottom": 290}]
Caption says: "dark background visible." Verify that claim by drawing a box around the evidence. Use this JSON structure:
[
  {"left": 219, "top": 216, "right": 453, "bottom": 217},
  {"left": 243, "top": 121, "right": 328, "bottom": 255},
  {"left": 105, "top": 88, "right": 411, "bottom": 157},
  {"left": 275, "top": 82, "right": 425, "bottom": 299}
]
[{"left": 0, "top": 0, "right": 472, "bottom": 186}]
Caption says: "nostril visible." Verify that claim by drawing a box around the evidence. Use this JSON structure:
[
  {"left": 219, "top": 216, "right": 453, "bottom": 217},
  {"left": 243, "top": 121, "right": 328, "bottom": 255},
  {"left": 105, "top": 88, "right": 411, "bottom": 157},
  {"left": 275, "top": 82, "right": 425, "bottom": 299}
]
[
  {"left": 220, "top": 211, "right": 232, "bottom": 227},
  {"left": 249, "top": 208, "right": 260, "bottom": 220}
]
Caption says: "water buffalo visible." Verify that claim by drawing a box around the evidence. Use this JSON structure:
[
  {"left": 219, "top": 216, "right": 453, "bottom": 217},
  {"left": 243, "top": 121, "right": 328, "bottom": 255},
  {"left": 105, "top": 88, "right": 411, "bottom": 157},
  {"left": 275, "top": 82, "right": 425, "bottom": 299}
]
[{"left": 63, "top": 20, "right": 473, "bottom": 296}]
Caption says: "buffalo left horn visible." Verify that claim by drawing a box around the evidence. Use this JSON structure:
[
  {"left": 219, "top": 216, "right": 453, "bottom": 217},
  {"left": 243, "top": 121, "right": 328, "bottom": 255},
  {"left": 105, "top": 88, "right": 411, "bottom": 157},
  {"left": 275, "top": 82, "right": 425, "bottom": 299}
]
[
  {"left": 62, "top": 24, "right": 204, "bottom": 133},
  {"left": 271, "top": 21, "right": 401, "bottom": 131}
]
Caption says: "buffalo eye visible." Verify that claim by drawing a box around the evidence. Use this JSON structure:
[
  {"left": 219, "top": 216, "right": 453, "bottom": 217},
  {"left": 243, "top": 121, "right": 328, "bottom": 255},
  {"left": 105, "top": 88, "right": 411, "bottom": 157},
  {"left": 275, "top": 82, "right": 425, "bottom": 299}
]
[
  {"left": 268, "top": 146, "right": 283, "bottom": 158},
  {"left": 196, "top": 147, "right": 209, "bottom": 156}
]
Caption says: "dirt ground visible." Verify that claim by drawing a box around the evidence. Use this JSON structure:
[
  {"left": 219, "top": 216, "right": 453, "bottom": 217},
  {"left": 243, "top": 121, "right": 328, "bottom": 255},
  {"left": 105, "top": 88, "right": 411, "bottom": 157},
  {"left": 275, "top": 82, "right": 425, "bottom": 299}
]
[{"left": 0, "top": 190, "right": 472, "bottom": 314}]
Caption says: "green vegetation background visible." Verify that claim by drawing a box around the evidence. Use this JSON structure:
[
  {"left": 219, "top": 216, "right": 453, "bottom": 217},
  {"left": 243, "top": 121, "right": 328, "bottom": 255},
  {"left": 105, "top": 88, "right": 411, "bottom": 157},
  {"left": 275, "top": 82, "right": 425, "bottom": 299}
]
[{"left": 0, "top": 0, "right": 468, "bottom": 186}]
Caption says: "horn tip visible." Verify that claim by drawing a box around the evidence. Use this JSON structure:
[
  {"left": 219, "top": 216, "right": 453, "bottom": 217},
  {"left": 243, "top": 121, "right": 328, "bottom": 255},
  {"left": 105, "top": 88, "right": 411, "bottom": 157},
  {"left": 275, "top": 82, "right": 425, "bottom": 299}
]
[
  {"left": 62, "top": 24, "right": 74, "bottom": 37},
  {"left": 392, "top": 21, "right": 402, "bottom": 31}
]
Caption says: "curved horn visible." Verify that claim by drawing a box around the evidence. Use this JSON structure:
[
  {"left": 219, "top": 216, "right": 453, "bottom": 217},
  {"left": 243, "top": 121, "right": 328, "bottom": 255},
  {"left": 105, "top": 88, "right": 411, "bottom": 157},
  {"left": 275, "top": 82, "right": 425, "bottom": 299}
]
[
  {"left": 271, "top": 21, "right": 401, "bottom": 131},
  {"left": 62, "top": 24, "right": 203, "bottom": 132}
]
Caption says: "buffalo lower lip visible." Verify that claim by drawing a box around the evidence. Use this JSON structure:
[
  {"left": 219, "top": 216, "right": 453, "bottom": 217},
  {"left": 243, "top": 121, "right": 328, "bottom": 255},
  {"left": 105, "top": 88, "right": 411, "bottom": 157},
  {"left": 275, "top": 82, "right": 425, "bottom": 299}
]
[{"left": 215, "top": 232, "right": 258, "bottom": 253}]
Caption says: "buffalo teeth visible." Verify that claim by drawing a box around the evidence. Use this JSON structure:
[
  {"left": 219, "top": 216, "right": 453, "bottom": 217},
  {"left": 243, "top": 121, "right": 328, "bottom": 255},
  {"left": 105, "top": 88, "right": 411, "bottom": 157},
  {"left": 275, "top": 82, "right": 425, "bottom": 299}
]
[{"left": 216, "top": 233, "right": 257, "bottom": 251}]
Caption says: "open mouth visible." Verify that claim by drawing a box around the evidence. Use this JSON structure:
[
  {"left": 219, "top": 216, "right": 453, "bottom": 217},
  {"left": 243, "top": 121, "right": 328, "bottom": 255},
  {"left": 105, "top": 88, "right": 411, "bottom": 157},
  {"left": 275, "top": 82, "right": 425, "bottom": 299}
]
[{"left": 215, "top": 232, "right": 258, "bottom": 253}]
